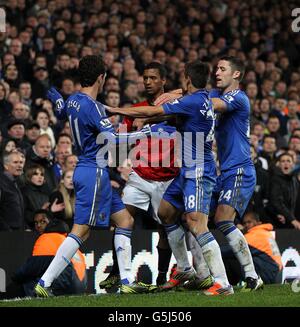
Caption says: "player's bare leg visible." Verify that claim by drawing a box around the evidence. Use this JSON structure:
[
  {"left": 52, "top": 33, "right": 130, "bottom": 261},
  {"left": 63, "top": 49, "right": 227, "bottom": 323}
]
[
  {"left": 158, "top": 200, "right": 195, "bottom": 290},
  {"left": 215, "top": 204, "right": 263, "bottom": 291}
]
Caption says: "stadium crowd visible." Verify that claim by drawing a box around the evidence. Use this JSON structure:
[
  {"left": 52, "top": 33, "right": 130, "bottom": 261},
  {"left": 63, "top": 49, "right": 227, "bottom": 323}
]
[{"left": 1, "top": 0, "right": 300, "bottom": 235}]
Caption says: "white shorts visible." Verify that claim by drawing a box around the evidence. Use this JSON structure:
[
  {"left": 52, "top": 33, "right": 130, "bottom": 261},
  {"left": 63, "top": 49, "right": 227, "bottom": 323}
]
[{"left": 122, "top": 170, "right": 173, "bottom": 224}]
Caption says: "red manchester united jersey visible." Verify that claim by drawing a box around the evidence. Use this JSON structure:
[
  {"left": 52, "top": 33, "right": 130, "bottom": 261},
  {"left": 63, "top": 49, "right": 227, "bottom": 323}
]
[{"left": 122, "top": 100, "right": 179, "bottom": 181}]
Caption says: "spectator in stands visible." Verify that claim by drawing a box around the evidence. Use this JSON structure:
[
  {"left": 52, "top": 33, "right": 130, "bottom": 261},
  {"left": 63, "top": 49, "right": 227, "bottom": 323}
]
[
  {"left": 12, "top": 209, "right": 87, "bottom": 297},
  {"left": 36, "top": 109, "right": 56, "bottom": 148},
  {"left": 270, "top": 98, "right": 288, "bottom": 136},
  {"left": 49, "top": 169, "right": 75, "bottom": 229},
  {"left": 266, "top": 115, "right": 287, "bottom": 149},
  {"left": 260, "top": 135, "right": 277, "bottom": 169},
  {"left": 25, "top": 134, "right": 57, "bottom": 195},
  {"left": 105, "top": 90, "right": 121, "bottom": 128},
  {"left": 41, "top": 99, "right": 57, "bottom": 126},
  {"left": 0, "top": 151, "right": 25, "bottom": 231},
  {"left": 56, "top": 133, "right": 73, "bottom": 149},
  {"left": 31, "top": 66, "right": 50, "bottom": 101},
  {"left": 51, "top": 52, "right": 74, "bottom": 88},
  {"left": 11, "top": 102, "right": 31, "bottom": 124},
  {"left": 53, "top": 145, "right": 72, "bottom": 182},
  {"left": 24, "top": 121, "right": 41, "bottom": 146},
  {"left": 63, "top": 154, "right": 78, "bottom": 172},
  {"left": 251, "top": 121, "right": 265, "bottom": 153},
  {"left": 22, "top": 164, "right": 50, "bottom": 229},
  {"left": 61, "top": 77, "right": 75, "bottom": 98},
  {"left": 19, "top": 81, "right": 33, "bottom": 108},
  {"left": 268, "top": 153, "right": 300, "bottom": 230},
  {"left": 249, "top": 145, "right": 270, "bottom": 222},
  {"left": 0, "top": 81, "right": 12, "bottom": 124},
  {"left": 6, "top": 119, "right": 31, "bottom": 153}
]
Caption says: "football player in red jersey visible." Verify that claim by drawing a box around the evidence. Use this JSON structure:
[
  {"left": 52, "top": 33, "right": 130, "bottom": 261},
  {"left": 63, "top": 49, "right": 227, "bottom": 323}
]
[{"left": 100, "top": 62, "right": 179, "bottom": 290}]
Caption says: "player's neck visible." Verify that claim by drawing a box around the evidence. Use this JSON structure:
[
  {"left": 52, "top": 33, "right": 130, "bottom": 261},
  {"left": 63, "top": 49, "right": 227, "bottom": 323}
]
[
  {"left": 223, "top": 82, "right": 240, "bottom": 94},
  {"left": 189, "top": 85, "right": 204, "bottom": 94},
  {"left": 81, "top": 86, "right": 98, "bottom": 100}
]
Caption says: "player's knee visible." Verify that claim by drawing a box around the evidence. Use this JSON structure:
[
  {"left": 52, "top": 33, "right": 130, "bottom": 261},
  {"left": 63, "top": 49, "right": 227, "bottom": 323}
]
[
  {"left": 158, "top": 208, "right": 171, "bottom": 224},
  {"left": 118, "top": 214, "right": 134, "bottom": 229},
  {"left": 185, "top": 212, "right": 208, "bottom": 234},
  {"left": 215, "top": 204, "right": 236, "bottom": 222}
]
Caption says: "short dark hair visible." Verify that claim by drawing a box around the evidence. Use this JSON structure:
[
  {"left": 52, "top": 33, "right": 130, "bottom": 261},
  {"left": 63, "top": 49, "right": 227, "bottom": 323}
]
[
  {"left": 33, "top": 209, "right": 53, "bottom": 220},
  {"left": 219, "top": 56, "right": 245, "bottom": 81},
  {"left": 277, "top": 152, "right": 294, "bottom": 163},
  {"left": 244, "top": 210, "right": 260, "bottom": 222},
  {"left": 263, "top": 134, "right": 276, "bottom": 143},
  {"left": 184, "top": 60, "right": 210, "bottom": 89},
  {"left": 144, "top": 62, "right": 167, "bottom": 79},
  {"left": 78, "top": 55, "right": 106, "bottom": 87}
]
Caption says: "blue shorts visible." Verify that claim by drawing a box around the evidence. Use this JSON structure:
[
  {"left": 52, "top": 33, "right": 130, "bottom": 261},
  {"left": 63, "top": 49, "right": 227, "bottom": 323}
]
[
  {"left": 73, "top": 167, "right": 125, "bottom": 227},
  {"left": 211, "top": 165, "right": 256, "bottom": 218},
  {"left": 163, "top": 168, "right": 216, "bottom": 215}
]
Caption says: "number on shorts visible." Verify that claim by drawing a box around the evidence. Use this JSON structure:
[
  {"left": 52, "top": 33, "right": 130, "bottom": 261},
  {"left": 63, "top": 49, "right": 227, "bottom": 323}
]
[
  {"left": 219, "top": 190, "right": 232, "bottom": 202},
  {"left": 185, "top": 195, "right": 196, "bottom": 209}
]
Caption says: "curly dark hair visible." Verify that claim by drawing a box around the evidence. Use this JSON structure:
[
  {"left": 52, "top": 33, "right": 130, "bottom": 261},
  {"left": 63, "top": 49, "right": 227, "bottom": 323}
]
[{"left": 78, "top": 55, "right": 106, "bottom": 87}]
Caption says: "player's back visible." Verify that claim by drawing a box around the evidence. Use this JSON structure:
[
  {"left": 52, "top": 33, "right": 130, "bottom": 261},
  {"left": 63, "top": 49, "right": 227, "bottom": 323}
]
[
  {"left": 66, "top": 92, "right": 111, "bottom": 168},
  {"left": 210, "top": 89, "right": 252, "bottom": 172},
  {"left": 162, "top": 90, "right": 215, "bottom": 172}
]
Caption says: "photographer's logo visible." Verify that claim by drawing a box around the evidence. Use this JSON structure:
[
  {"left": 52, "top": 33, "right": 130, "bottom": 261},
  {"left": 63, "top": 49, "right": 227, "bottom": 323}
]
[
  {"left": 0, "top": 268, "right": 5, "bottom": 292},
  {"left": 291, "top": 278, "right": 300, "bottom": 293},
  {"left": 292, "top": 8, "right": 300, "bottom": 32},
  {"left": 0, "top": 8, "right": 5, "bottom": 32}
]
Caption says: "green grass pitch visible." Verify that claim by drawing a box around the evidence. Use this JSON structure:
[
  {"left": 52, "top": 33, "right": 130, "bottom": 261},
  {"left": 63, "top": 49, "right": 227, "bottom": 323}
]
[{"left": 0, "top": 284, "right": 299, "bottom": 307}]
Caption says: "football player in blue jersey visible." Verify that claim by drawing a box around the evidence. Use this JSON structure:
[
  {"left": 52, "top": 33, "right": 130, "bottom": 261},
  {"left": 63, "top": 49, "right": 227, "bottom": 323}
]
[
  {"left": 34, "top": 55, "right": 164, "bottom": 297},
  {"left": 108, "top": 60, "right": 234, "bottom": 295},
  {"left": 210, "top": 56, "right": 264, "bottom": 292}
]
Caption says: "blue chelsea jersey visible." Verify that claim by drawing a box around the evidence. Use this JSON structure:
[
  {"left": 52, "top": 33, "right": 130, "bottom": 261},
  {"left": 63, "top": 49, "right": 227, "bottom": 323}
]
[
  {"left": 63, "top": 92, "right": 114, "bottom": 167},
  {"left": 210, "top": 88, "right": 252, "bottom": 172},
  {"left": 162, "top": 90, "right": 215, "bottom": 172}
]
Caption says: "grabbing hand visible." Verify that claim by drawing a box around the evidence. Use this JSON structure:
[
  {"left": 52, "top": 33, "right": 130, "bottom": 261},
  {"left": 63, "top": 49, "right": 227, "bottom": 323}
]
[
  {"left": 47, "top": 87, "right": 65, "bottom": 112},
  {"left": 154, "top": 89, "right": 183, "bottom": 106}
]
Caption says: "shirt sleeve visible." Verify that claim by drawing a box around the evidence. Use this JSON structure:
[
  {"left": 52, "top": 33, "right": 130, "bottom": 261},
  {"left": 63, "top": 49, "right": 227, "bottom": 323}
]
[
  {"left": 162, "top": 95, "right": 195, "bottom": 116},
  {"left": 219, "top": 92, "right": 246, "bottom": 112}
]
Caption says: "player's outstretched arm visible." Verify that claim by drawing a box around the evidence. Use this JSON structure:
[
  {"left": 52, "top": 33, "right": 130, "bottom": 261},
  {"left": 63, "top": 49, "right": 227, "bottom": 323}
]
[
  {"left": 211, "top": 98, "right": 228, "bottom": 113},
  {"left": 107, "top": 105, "right": 165, "bottom": 117},
  {"left": 46, "top": 87, "right": 67, "bottom": 120}
]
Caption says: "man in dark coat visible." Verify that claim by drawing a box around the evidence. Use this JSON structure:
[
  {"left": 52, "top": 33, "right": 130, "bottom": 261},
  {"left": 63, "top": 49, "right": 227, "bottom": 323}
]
[
  {"left": 0, "top": 151, "right": 25, "bottom": 231},
  {"left": 268, "top": 152, "right": 300, "bottom": 229}
]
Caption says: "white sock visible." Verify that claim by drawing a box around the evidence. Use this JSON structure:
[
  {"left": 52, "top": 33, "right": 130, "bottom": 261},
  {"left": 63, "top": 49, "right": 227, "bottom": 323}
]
[
  {"left": 40, "top": 234, "right": 82, "bottom": 287},
  {"left": 196, "top": 232, "right": 230, "bottom": 286},
  {"left": 217, "top": 221, "right": 258, "bottom": 279},
  {"left": 164, "top": 224, "right": 191, "bottom": 272},
  {"left": 186, "top": 232, "right": 210, "bottom": 280},
  {"left": 114, "top": 227, "right": 134, "bottom": 285}
]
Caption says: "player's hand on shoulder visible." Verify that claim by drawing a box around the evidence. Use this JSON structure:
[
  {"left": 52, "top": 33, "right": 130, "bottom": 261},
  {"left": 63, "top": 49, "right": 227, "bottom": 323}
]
[{"left": 154, "top": 89, "right": 183, "bottom": 106}]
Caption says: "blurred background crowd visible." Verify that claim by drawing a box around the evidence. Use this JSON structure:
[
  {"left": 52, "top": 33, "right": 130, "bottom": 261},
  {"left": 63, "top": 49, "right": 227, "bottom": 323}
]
[{"left": 0, "top": 0, "right": 300, "bottom": 232}]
